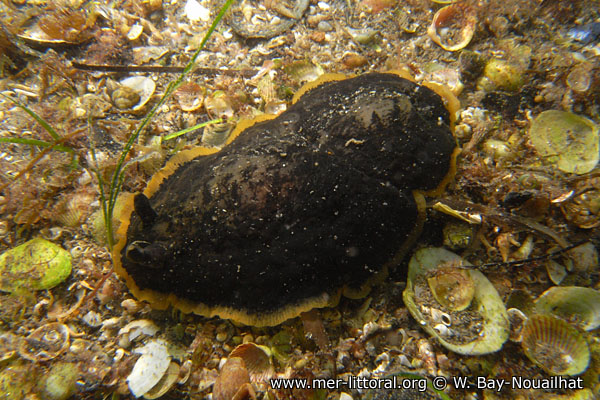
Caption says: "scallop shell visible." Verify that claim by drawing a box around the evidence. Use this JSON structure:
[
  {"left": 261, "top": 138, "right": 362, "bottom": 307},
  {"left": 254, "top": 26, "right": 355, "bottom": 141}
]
[
  {"left": 566, "top": 64, "right": 593, "bottom": 94},
  {"left": 427, "top": 4, "right": 477, "bottom": 51},
  {"left": 283, "top": 60, "right": 325, "bottom": 84},
  {"left": 227, "top": 0, "right": 309, "bottom": 39},
  {"left": 229, "top": 343, "right": 274, "bottom": 382},
  {"left": 18, "top": 322, "right": 70, "bottom": 361},
  {"left": 521, "top": 314, "right": 590, "bottom": 376},
  {"left": 0, "top": 238, "right": 72, "bottom": 293},
  {"left": 535, "top": 286, "right": 600, "bottom": 331},
  {"left": 403, "top": 247, "right": 509, "bottom": 355}
]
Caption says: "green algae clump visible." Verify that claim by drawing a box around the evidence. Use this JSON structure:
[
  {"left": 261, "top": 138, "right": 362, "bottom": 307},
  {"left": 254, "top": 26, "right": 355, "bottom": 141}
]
[
  {"left": 39, "top": 362, "right": 80, "bottom": 400},
  {"left": 478, "top": 59, "right": 523, "bottom": 92},
  {"left": 0, "top": 238, "right": 72, "bottom": 294}
]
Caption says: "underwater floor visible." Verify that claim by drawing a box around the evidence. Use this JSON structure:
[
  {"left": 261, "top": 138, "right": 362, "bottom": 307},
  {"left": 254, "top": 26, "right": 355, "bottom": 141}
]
[{"left": 0, "top": 0, "right": 599, "bottom": 399}]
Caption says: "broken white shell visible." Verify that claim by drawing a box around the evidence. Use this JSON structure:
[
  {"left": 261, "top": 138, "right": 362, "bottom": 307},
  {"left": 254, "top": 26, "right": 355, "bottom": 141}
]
[
  {"left": 127, "top": 339, "right": 172, "bottom": 397},
  {"left": 119, "top": 319, "right": 160, "bottom": 341},
  {"left": 143, "top": 361, "right": 180, "bottom": 399},
  {"left": 184, "top": 0, "right": 210, "bottom": 22},
  {"left": 127, "top": 24, "right": 144, "bottom": 41}
]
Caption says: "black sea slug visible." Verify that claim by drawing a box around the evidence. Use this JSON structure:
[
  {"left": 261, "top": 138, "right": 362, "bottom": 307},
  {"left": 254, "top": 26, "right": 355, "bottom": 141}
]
[{"left": 113, "top": 72, "right": 459, "bottom": 326}]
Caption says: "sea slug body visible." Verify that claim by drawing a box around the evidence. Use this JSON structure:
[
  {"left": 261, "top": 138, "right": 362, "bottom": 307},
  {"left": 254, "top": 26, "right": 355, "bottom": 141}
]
[{"left": 113, "top": 72, "right": 458, "bottom": 326}]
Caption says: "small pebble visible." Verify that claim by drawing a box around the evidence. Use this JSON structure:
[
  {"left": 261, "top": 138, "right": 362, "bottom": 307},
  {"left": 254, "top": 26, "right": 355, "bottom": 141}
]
[
  {"left": 317, "top": 21, "right": 333, "bottom": 32},
  {"left": 118, "top": 333, "right": 131, "bottom": 349},
  {"left": 70, "top": 246, "right": 84, "bottom": 258},
  {"left": 294, "top": 358, "right": 308, "bottom": 369},
  {"left": 309, "top": 31, "right": 326, "bottom": 43},
  {"left": 0, "top": 221, "right": 8, "bottom": 236},
  {"left": 255, "top": 335, "right": 268, "bottom": 345},
  {"left": 82, "top": 310, "right": 103, "bottom": 327},
  {"left": 216, "top": 332, "right": 228, "bottom": 342},
  {"left": 317, "top": 1, "right": 330, "bottom": 10},
  {"left": 342, "top": 53, "right": 368, "bottom": 69},
  {"left": 232, "top": 335, "right": 243, "bottom": 345},
  {"left": 306, "top": 14, "right": 328, "bottom": 28}
]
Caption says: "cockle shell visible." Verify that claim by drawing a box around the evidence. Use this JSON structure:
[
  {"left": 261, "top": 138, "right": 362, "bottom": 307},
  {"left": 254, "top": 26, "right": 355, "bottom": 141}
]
[{"left": 521, "top": 314, "right": 590, "bottom": 376}]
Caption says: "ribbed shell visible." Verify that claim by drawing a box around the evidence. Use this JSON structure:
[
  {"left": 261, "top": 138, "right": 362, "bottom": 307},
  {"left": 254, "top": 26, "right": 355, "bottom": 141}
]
[{"left": 521, "top": 314, "right": 590, "bottom": 376}]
